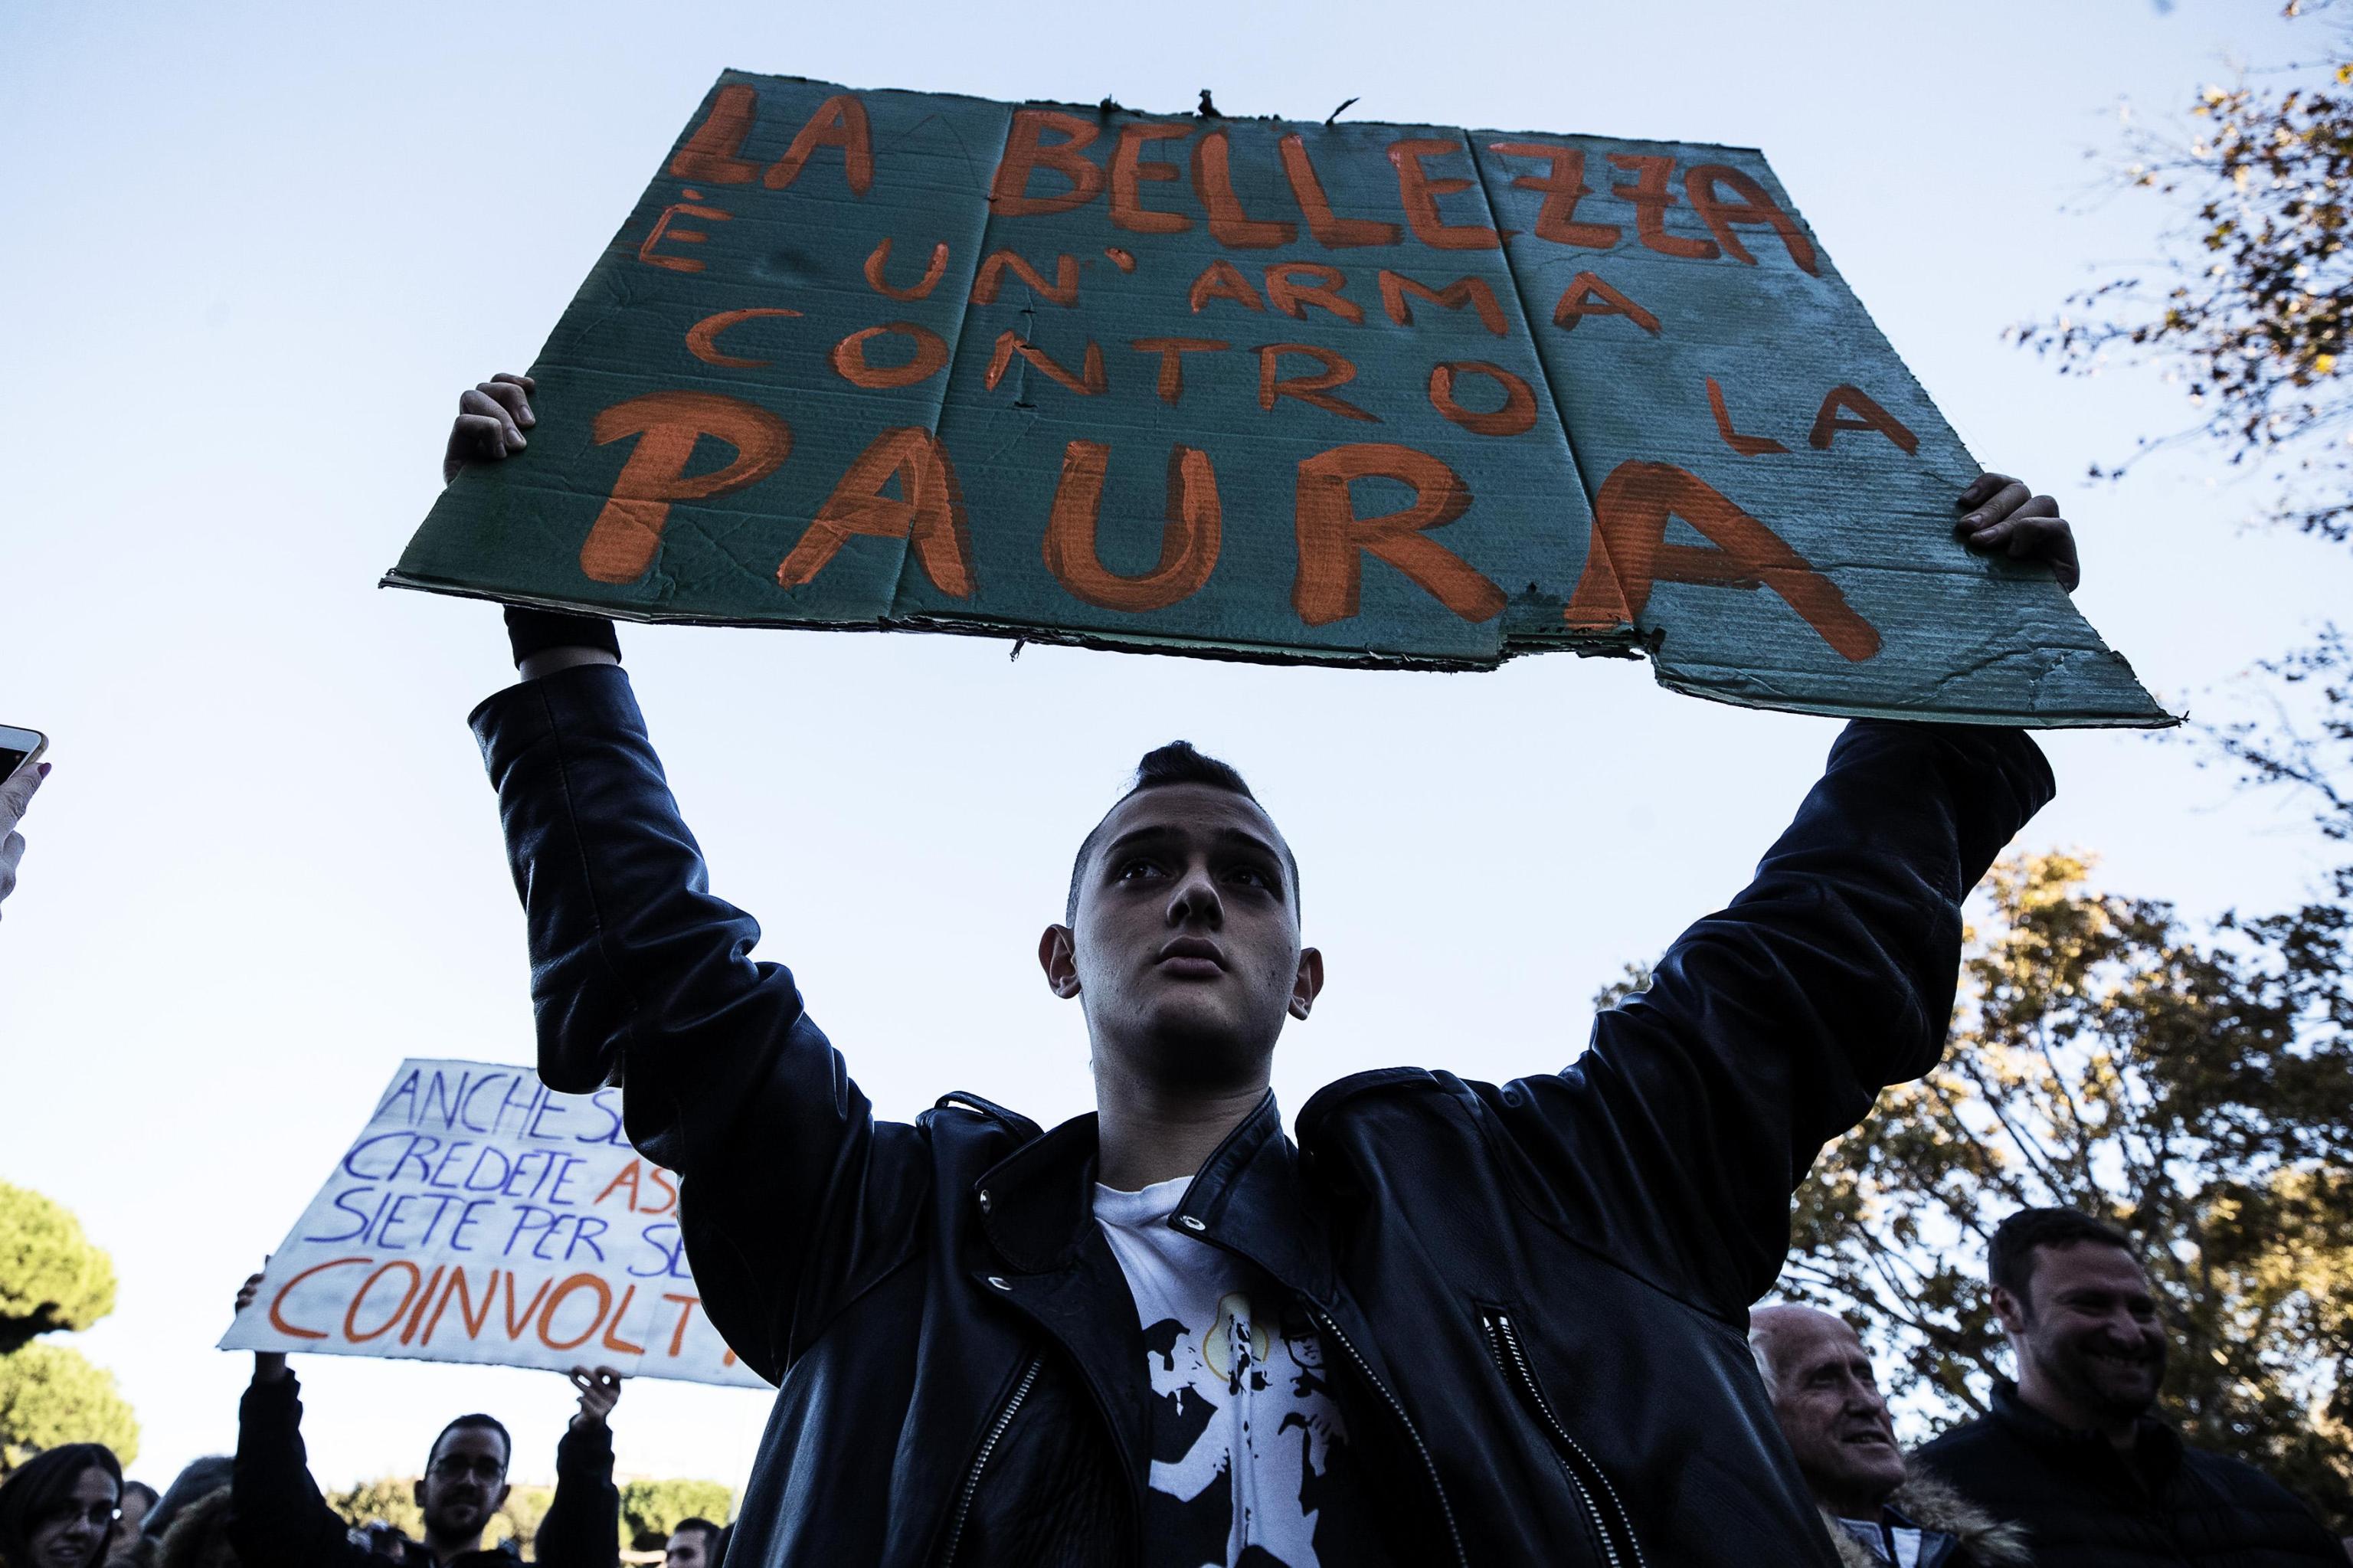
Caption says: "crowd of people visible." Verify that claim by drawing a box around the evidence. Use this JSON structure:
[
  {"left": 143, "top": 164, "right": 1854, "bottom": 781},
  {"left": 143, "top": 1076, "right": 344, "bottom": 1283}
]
[
  {"left": 2, "top": 379, "right": 2348, "bottom": 1567},
  {"left": 1, "top": 1199, "right": 2335, "bottom": 1566},
  {"left": 0, "top": 1324, "right": 700, "bottom": 1568},
  {"left": 1749, "top": 1209, "right": 2343, "bottom": 1565}
]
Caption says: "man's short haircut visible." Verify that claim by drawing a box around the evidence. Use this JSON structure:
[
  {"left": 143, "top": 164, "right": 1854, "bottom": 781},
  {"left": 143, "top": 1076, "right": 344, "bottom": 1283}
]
[
  {"left": 426, "top": 1413, "right": 512, "bottom": 1471},
  {"left": 1988, "top": 1207, "right": 2134, "bottom": 1310},
  {"left": 122, "top": 1480, "right": 160, "bottom": 1511},
  {"left": 673, "top": 1517, "right": 723, "bottom": 1543},
  {"left": 1064, "top": 741, "right": 1298, "bottom": 925}
]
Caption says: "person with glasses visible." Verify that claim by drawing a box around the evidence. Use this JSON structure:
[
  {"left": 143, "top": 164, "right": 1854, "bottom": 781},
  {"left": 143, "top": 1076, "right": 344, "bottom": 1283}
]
[
  {"left": 224, "top": 1272, "right": 623, "bottom": 1567},
  {"left": 0, "top": 1442, "right": 121, "bottom": 1568}
]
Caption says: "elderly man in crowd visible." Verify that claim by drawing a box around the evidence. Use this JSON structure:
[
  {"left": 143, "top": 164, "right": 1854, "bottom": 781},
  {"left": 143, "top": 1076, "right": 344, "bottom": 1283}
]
[{"left": 1751, "top": 1304, "right": 2029, "bottom": 1566}]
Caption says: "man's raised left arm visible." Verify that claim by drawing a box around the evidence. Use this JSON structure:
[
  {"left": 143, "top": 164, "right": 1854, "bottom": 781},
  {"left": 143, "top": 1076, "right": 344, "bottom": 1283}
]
[{"left": 1476, "top": 473, "right": 2070, "bottom": 1313}]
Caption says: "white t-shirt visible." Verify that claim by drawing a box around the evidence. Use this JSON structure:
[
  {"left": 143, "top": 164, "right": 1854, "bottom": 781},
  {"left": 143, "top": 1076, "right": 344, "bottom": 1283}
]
[
  {"left": 1095, "top": 1176, "right": 1353, "bottom": 1568},
  {"left": 1834, "top": 1517, "right": 1926, "bottom": 1567}
]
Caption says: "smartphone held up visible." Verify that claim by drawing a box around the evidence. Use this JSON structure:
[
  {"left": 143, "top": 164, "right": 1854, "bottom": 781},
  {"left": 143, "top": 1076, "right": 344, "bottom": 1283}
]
[{"left": 0, "top": 725, "right": 47, "bottom": 788}]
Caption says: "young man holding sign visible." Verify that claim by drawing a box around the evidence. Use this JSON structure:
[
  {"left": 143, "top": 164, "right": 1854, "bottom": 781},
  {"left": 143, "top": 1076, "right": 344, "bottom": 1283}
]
[
  {"left": 227, "top": 1270, "right": 626, "bottom": 1568},
  {"left": 451, "top": 375, "right": 2072, "bottom": 1568}
]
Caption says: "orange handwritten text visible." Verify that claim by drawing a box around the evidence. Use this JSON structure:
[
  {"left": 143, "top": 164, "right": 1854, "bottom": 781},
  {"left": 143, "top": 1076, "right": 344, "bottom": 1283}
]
[
  {"left": 685, "top": 308, "right": 802, "bottom": 369},
  {"left": 1565, "top": 461, "right": 1880, "bottom": 660},
  {"left": 780, "top": 427, "right": 975, "bottom": 598},
  {"left": 1293, "top": 444, "right": 1505, "bottom": 625},
  {"left": 1043, "top": 442, "right": 1222, "bottom": 611},
  {"left": 581, "top": 392, "right": 793, "bottom": 584}
]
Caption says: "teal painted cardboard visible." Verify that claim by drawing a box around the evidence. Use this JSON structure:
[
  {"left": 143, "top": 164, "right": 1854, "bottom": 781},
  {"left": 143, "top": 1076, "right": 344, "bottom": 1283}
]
[{"left": 387, "top": 71, "right": 2170, "bottom": 725}]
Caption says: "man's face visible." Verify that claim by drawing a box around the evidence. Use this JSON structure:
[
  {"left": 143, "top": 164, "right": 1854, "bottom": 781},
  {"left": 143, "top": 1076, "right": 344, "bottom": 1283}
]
[
  {"left": 413, "top": 1427, "right": 509, "bottom": 1545},
  {"left": 1042, "top": 784, "right": 1319, "bottom": 1085},
  {"left": 665, "top": 1527, "right": 715, "bottom": 1568},
  {"left": 1758, "top": 1311, "right": 1906, "bottom": 1514},
  {"left": 2002, "top": 1242, "right": 2167, "bottom": 1421}
]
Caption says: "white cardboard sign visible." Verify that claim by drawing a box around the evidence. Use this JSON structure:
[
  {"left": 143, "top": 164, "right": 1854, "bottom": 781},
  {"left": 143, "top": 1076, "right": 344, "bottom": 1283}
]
[{"left": 219, "top": 1058, "right": 766, "bottom": 1389}]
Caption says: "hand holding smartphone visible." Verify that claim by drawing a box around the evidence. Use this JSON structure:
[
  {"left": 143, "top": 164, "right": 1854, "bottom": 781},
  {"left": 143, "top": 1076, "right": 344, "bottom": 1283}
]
[
  {"left": 0, "top": 725, "right": 46, "bottom": 791},
  {"left": 0, "top": 724, "right": 50, "bottom": 915}
]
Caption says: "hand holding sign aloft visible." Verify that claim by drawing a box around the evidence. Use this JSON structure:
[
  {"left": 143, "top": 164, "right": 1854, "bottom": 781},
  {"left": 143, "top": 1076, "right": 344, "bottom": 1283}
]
[
  {"left": 236, "top": 1266, "right": 290, "bottom": 1384},
  {"left": 569, "top": 1364, "right": 624, "bottom": 1430},
  {"left": 443, "top": 374, "right": 535, "bottom": 484},
  {"left": 1955, "top": 473, "right": 2080, "bottom": 592}
]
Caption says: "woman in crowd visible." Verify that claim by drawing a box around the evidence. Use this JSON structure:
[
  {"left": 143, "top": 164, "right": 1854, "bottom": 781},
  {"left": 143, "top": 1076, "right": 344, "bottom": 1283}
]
[{"left": 0, "top": 1444, "right": 122, "bottom": 1568}]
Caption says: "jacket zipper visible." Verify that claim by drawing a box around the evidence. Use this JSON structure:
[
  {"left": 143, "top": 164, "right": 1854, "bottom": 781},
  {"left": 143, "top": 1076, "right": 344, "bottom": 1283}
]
[
  {"left": 1481, "top": 1311, "right": 1646, "bottom": 1568},
  {"left": 936, "top": 1355, "right": 1042, "bottom": 1568},
  {"left": 1311, "top": 1306, "right": 1469, "bottom": 1568}
]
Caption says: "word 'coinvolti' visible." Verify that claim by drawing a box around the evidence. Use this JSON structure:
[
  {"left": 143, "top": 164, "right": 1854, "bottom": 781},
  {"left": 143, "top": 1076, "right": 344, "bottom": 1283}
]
[{"left": 220, "top": 1059, "right": 764, "bottom": 1388}]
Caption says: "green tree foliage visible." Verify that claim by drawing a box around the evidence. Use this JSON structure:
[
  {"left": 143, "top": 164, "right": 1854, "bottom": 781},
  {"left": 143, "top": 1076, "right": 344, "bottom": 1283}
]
[
  {"left": 2021, "top": 2, "right": 2353, "bottom": 538},
  {"left": 0, "top": 1183, "right": 135, "bottom": 1468},
  {"left": 0, "top": 1183, "right": 117, "bottom": 1354},
  {"left": 0, "top": 1342, "right": 139, "bottom": 1469},
  {"left": 1784, "top": 853, "right": 2353, "bottom": 1531},
  {"left": 620, "top": 1478, "right": 733, "bottom": 1550},
  {"left": 490, "top": 1484, "right": 554, "bottom": 1553},
  {"left": 325, "top": 1476, "right": 424, "bottom": 1542}
]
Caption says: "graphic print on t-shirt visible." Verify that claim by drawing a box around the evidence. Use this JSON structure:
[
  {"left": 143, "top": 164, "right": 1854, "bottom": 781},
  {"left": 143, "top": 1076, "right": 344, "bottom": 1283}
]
[{"left": 1095, "top": 1178, "right": 1351, "bottom": 1568}]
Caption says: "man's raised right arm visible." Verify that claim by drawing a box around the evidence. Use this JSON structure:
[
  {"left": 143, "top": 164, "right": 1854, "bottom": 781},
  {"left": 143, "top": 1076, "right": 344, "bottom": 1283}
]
[{"left": 451, "top": 375, "right": 924, "bottom": 1378}]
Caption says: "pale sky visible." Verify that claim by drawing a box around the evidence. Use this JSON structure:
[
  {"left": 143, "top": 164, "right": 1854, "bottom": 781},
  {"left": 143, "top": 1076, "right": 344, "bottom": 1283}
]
[{"left": 5, "top": 0, "right": 2345, "bottom": 1498}]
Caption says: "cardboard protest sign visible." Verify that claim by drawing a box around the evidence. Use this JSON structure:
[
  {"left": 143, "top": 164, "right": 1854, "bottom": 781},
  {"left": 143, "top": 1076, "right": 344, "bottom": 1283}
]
[
  {"left": 387, "top": 72, "right": 2168, "bottom": 727},
  {"left": 219, "top": 1059, "right": 765, "bottom": 1390}
]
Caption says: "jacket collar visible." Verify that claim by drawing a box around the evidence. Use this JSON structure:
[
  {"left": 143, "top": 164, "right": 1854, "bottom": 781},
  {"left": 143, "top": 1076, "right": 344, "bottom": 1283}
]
[
  {"left": 403, "top": 1543, "right": 522, "bottom": 1568},
  {"left": 1177, "top": 1089, "right": 1334, "bottom": 1304},
  {"left": 971, "top": 1090, "right": 1333, "bottom": 1301},
  {"left": 1988, "top": 1377, "right": 2182, "bottom": 1488},
  {"left": 974, "top": 1110, "right": 1104, "bottom": 1274}
]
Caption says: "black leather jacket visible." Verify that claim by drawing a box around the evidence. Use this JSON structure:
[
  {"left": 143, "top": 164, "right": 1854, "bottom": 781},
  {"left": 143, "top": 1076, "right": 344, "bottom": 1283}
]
[
  {"left": 1917, "top": 1380, "right": 2343, "bottom": 1566},
  {"left": 473, "top": 665, "right": 2053, "bottom": 1568}
]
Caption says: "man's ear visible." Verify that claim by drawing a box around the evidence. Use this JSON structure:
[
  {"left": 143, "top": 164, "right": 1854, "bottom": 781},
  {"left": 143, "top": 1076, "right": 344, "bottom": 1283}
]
[
  {"left": 1039, "top": 925, "right": 1082, "bottom": 1000},
  {"left": 1990, "top": 1282, "right": 2030, "bottom": 1339},
  {"left": 1290, "top": 947, "right": 1324, "bottom": 1020},
  {"left": 493, "top": 1481, "right": 511, "bottom": 1513},
  {"left": 413, "top": 1476, "right": 429, "bottom": 1511}
]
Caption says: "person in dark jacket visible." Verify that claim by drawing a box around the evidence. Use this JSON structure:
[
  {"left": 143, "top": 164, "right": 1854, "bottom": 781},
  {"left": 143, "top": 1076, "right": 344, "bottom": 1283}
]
[
  {"left": 1917, "top": 1208, "right": 2342, "bottom": 1566},
  {"left": 226, "top": 1271, "right": 624, "bottom": 1568},
  {"left": 449, "top": 375, "right": 2074, "bottom": 1568},
  {"left": 1750, "top": 1304, "right": 2031, "bottom": 1566}
]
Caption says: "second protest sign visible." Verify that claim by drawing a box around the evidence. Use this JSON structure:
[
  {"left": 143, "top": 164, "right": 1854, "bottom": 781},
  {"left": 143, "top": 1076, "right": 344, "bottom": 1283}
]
[{"left": 219, "top": 1058, "right": 764, "bottom": 1390}]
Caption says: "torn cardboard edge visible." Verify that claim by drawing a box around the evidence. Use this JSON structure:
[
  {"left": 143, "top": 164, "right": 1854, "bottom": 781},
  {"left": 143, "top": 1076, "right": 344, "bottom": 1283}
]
[{"left": 380, "top": 568, "right": 2178, "bottom": 728}]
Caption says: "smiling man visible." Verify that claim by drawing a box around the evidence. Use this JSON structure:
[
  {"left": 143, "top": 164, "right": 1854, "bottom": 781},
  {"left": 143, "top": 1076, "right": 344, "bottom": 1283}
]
[
  {"left": 1750, "top": 1304, "right": 2027, "bottom": 1567},
  {"left": 1917, "top": 1209, "right": 2342, "bottom": 1566},
  {"left": 452, "top": 374, "right": 2069, "bottom": 1568}
]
